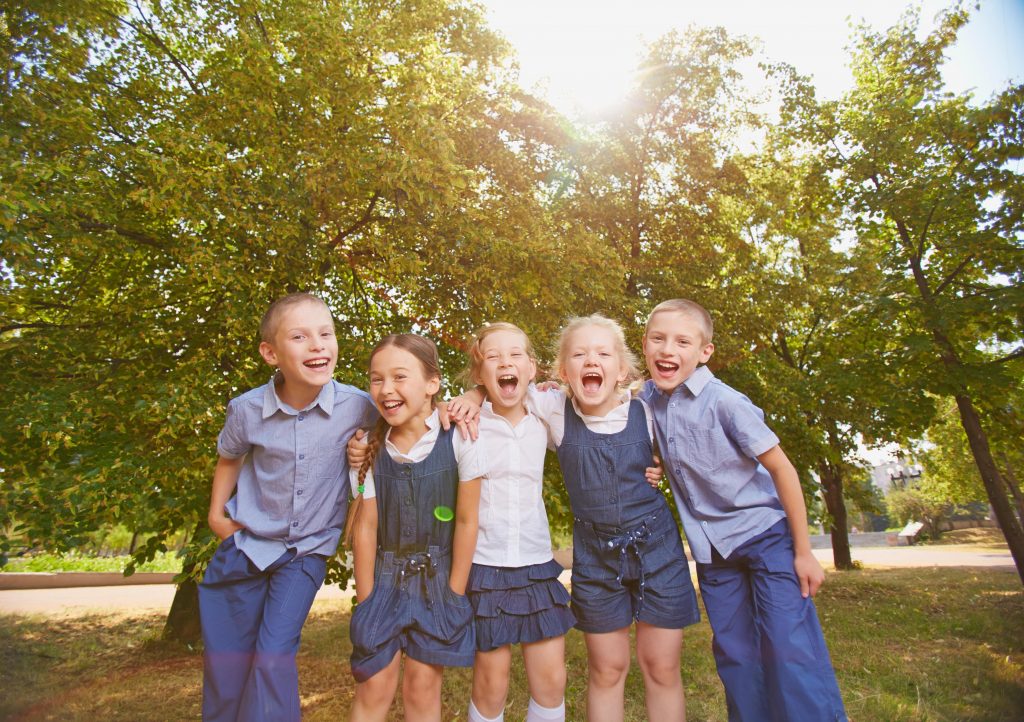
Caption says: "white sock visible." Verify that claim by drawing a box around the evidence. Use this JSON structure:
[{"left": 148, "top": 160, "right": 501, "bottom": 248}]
[
  {"left": 468, "top": 699, "right": 504, "bottom": 722},
  {"left": 526, "top": 697, "right": 565, "bottom": 722}
]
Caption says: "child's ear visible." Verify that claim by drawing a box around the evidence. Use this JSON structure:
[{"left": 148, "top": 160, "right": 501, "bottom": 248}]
[
  {"left": 527, "top": 357, "right": 538, "bottom": 383},
  {"left": 259, "top": 341, "right": 279, "bottom": 367},
  {"left": 427, "top": 375, "right": 441, "bottom": 397},
  {"left": 700, "top": 342, "right": 715, "bottom": 364}
]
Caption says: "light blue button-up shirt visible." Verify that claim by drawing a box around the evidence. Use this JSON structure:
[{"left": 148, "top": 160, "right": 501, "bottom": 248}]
[
  {"left": 218, "top": 378, "right": 377, "bottom": 569},
  {"left": 641, "top": 366, "right": 785, "bottom": 563}
]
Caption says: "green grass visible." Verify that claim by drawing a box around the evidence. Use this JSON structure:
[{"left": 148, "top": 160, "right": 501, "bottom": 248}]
[
  {"left": 1, "top": 551, "right": 182, "bottom": 574},
  {"left": 1, "top": 566, "right": 1021, "bottom": 721}
]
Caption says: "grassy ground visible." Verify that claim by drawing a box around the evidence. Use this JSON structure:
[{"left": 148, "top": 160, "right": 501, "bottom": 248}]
[
  {"left": 1, "top": 551, "right": 182, "bottom": 574},
  {"left": 2, "top": 560, "right": 1021, "bottom": 721}
]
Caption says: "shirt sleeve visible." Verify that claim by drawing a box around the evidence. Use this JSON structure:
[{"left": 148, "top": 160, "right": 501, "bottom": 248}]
[
  {"left": 350, "top": 467, "right": 376, "bottom": 499},
  {"left": 216, "top": 398, "right": 250, "bottom": 459},
  {"left": 525, "top": 385, "right": 566, "bottom": 447},
  {"left": 721, "top": 393, "right": 780, "bottom": 459},
  {"left": 637, "top": 398, "right": 656, "bottom": 444},
  {"left": 453, "top": 433, "right": 487, "bottom": 482}
]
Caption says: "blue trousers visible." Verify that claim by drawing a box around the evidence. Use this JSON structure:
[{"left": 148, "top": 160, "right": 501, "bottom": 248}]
[
  {"left": 696, "top": 519, "right": 847, "bottom": 722},
  {"left": 199, "top": 535, "right": 326, "bottom": 722}
]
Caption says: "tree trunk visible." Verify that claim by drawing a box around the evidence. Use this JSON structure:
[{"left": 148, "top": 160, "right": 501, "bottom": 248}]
[
  {"left": 954, "top": 394, "right": 1024, "bottom": 585},
  {"left": 997, "top": 452, "right": 1024, "bottom": 526},
  {"left": 163, "top": 572, "right": 201, "bottom": 645},
  {"left": 818, "top": 459, "right": 853, "bottom": 569}
]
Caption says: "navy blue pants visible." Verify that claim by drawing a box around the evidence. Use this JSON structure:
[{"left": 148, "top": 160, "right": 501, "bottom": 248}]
[
  {"left": 199, "top": 535, "right": 326, "bottom": 722},
  {"left": 697, "top": 519, "right": 846, "bottom": 722}
]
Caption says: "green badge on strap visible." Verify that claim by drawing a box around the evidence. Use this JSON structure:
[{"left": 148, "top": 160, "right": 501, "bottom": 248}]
[{"left": 433, "top": 505, "right": 454, "bottom": 522}]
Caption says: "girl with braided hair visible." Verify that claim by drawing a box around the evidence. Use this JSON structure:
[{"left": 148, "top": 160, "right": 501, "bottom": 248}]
[{"left": 346, "top": 333, "right": 484, "bottom": 722}]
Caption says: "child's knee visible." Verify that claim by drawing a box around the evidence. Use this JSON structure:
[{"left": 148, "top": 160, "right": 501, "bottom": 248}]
[{"left": 588, "top": 656, "right": 629, "bottom": 688}]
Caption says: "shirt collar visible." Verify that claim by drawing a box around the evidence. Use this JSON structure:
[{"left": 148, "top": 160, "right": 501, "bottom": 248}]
[
  {"left": 681, "top": 365, "right": 714, "bottom": 397},
  {"left": 262, "top": 376, "right": 335, "bottom": 419},
  {"left": 384, "top": 408, "right": 440, "bottom": 449},
  {"left": 570, "top": 391, "right": 631, "bottom": 422}
]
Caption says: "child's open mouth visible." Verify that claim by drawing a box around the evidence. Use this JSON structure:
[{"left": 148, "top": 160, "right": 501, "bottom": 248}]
[
  {"left": 381, "top": 399, "right": 403, "bottom": 413},
  {"left": 654, "top": 360, "right": 678, "bottom": 375},
  {"left": 304, "top": 358, "right": 330, "bottom": 369},
  {"left": 581, "top": 372, "right": 602, "bottom": 394},
  {"left": 497, "top": 374, "right": 519, "bottom": 397}
]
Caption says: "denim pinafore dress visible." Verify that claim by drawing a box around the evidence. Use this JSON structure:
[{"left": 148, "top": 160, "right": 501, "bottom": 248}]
[
  {"left": 348, "top": 427, "right": 475, "bottom": 682},
  {"left": 557, "top": 398, "right": 699, "bottom": 633}
]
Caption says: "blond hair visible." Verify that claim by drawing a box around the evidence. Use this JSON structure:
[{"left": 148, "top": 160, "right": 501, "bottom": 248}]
[
  {"left": 459, "top": 322, "right": 536, "bottom": 389},
  {"left": 259, "top": 292, "right": 330, "bottom": 343},
  {"left": 646, "top": 299, "right": 714, "bottom": 344},
  {"left": 553, "top": 314, "right": 640, "bottom": 396}
]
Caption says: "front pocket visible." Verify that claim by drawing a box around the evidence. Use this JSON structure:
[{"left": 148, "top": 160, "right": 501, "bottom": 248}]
[{"left": 682, "top": 428, "right": 729, "bottom": 474}]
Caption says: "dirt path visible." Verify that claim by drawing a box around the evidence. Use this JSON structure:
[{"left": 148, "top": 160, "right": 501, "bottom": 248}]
[{"left": 1, "top": 544, "right": 1013, "bottom": 617}]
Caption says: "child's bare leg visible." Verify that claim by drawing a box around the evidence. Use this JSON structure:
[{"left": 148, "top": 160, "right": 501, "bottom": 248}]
[
  {"left": 522, "top": 635, "right": 567, "bottom": 708},
  {"left": 471, "top": 646, "right": 512, "bottom": 718},
  {"left": 402, "top": 657, "right": 444, "bottom": 722},
  {"left": 584, "top": 628, "right": 630, "bottom": 722},
  {"left": 351, "top": 653, "right": 401, "bottom": 722},
  {"left": 635, "top": 622, "right": 686, "bottom": 721}
]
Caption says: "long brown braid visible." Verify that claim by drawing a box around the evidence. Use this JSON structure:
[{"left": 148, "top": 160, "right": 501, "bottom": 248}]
[{"left": 342, "top": 333, "right": 443, "bottom": 547}]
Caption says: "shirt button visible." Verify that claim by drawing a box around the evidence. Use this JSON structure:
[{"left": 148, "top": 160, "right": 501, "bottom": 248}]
[
  {"left": 669, "top": 437, "right": 674, "bottom": 443},
  {"left": 292, "top": 521, "right": 299, "bottom": 527},
  {"left": 296, "top": 489, "right": 303, "bottom": 495},
  {"left": 297, "top": 415, "right": 305, "bottom": 421},
  {"left": 702, "top": 521, "right": 708, "bottom": 527},
  {"left": 670, "top": 403, "right": 675, "bottom": 408},
  {"left": 299, "top": 454, "right": 305, "bottom": 460}
]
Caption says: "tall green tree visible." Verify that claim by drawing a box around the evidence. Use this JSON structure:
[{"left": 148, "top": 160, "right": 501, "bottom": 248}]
[
  {"left": 0, "top": 0, "right": 586, "bottom": 637},
  {"left": 726, "top": 140, "right": 932, "bottom": 568},
  {"left": 784, "top": 6, "right": 1024, "bottom": 581}
]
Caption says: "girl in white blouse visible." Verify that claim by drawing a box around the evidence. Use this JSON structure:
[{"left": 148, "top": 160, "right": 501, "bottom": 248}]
[{"left": 458, "top": 322, "right": 575, "bottom": 722}]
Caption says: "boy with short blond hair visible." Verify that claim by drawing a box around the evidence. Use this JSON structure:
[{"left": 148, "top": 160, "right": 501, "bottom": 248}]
[
  {"left": 641, "top": 298, "right": 846, "bottom": 721},
  {"left": 200, "top": 292, "right": 377, "bottom": 722}
]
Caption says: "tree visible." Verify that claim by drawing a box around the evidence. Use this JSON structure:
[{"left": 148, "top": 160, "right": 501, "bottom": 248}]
[
  {"left": 784, "top": 6, "right": 1024, "bottom": 582},
  {"left": 0, "top": 0, "right": 588, "bottom": 638}
]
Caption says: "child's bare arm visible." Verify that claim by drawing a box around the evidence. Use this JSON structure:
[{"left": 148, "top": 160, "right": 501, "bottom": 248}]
[
  {"left": 758, "top": 445, "right": 825, "bottom": 598},
  {"left": 208, "top": 456, "right": 245, "bottom": 540},
  {"left": 352, "top": 498, "right": 378, "bottom": 603},
  {"left": 449, "top": 477, "right": 482, "bottom": 595}
]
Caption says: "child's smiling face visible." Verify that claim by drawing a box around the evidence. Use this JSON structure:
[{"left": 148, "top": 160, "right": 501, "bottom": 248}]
[
  {"left": 475, "top": 329, "right": 536, "bottom": 418},
  {"left": 258, "top": 299, "right": 338, "bottom": 396},
  {"left": 559, "top": 324, "right": 629, "bottom": 417},
  {"left": 643, "top": 310, "right": 714, "bottom": 392},
  {"left": 368, "top": 345, "right": 440, "bottom": 432}
]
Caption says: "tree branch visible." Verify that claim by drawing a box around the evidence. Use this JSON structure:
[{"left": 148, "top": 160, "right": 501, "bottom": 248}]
[
  {"left": 933, "top": 254, "right": 974, "bottom": 297},
  {"left": 329, "top": 193, "right": 383, "bottom": 249}
]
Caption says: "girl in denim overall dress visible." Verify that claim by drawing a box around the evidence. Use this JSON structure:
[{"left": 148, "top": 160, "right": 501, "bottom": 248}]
[
  {"left": 457, "top": 323, "right": 576, "bottom": 722},
  {"left": 347, "top": 334, "right": 484, "bottom": 721},
  {"left": 528, "top": 315, "right": 700, "bottom": 722}
]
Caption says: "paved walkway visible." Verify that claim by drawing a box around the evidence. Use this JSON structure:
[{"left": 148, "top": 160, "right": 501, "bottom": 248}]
[{"left": 0, "top": 544, "right": 1013, "bottom": 617}]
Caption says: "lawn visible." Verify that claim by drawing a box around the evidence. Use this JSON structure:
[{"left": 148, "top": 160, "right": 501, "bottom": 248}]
[{"left": 2, "top": 562, "right": 1021, "bottom": 721}]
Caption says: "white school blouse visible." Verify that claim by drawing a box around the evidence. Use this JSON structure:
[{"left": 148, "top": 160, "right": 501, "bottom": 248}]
[
  {"left": 472, "top": 402, "right": 557, "bottom": 568},
  {"left": 348, "top": 409, "right": 485, "bottom": 499}
]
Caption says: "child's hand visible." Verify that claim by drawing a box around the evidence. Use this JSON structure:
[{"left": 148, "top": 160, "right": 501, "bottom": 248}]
[
  {"left": 794, "top": 550, "right": 825, "bottom": 598},
  {"left": 347, "top": 429, "right": 369, "bottom": 468},
  {"left": 441, "top": 397, "right": 480, "bottom": 441},
  {"left": 534, "top": 380, "right": 561, "bottom": 392},
  {"left": 645, "top": 454, "right": 664, "bottom": 488},
  {"left": 209, "top": 513, "right": 243, "bottom": 541}
]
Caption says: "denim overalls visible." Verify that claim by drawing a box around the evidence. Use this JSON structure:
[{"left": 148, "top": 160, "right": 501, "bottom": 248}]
[
  {"left": 349, "top": 427, "right": 475, "bottom": 681},
  {"left": 557, "top": 398, "right": 699, "bottom": 633}
]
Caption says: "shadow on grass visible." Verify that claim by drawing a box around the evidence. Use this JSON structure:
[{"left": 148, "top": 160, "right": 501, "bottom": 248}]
[{"left": 1, "top": 567, "right": 1021, "bottom": 721}]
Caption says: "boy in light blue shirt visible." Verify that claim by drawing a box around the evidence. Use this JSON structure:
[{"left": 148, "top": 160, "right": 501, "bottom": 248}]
[
  {"left": 200, "top": 292, "right": 377, "bottom": 722},
  {"left": 640, "top": 299, "right": 846, "bottom": 722}
]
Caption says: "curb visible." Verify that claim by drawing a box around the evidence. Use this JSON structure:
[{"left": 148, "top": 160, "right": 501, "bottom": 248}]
[{"left": 0, "top": 572, "right": 176, "bottom": 590}]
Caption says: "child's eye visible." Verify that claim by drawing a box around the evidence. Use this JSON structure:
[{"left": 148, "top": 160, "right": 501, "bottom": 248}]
[
  {"left": 395, "top": 374, "right": 406, "bottom": 380},
  {"left": 292, "top": 334, "right": 305, "bottom": 341}
]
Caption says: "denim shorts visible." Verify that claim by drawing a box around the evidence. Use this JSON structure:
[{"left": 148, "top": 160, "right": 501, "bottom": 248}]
[
  {"left": 349, "top": 547, "right": 475, "bottom": 682},
  {"left": 570, "top": 511, "right": 699, "bottom": 633}
]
